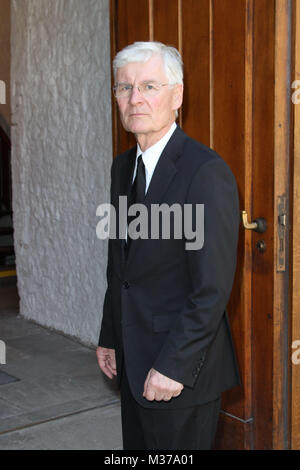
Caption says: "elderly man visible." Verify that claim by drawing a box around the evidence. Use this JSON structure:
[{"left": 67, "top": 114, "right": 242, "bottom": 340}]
[{"left": 96, "top": 41, "right": 240, "bottom": 450}]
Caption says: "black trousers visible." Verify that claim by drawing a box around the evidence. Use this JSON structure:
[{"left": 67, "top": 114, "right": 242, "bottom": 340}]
[{"left": 120, "top": 366, "right": 221, "bottom": 450}]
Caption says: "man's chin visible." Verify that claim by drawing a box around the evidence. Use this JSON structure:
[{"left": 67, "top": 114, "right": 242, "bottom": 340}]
[
  {"left": 122, "top": 116, "right": 151, "bottom": 134},
  {"left": 125, "top": 125, "right": 150, "bottom": 135}
]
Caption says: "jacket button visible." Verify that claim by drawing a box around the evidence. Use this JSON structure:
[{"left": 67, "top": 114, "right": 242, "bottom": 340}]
[{"left": 123, "top": 280, "right": 130, "bottom": 289}]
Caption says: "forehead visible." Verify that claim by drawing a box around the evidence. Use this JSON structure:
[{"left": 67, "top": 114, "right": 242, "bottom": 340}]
[{"left": 116, "top": 54, "right": 167, "bottom": 83}]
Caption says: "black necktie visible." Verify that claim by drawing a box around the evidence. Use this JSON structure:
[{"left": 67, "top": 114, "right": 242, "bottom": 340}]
[{"left": 125, "top": 155, "right": 146, "bottom": 256}]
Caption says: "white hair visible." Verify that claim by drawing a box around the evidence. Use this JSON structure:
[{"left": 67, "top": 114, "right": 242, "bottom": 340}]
[{"left": 113, "top": 41, "right": 183, "bottom": 85}]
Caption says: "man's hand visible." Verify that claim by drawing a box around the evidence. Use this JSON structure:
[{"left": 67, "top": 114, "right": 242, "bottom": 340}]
[
  {"left": 143, "top": 368, "right": 184, "bottom": 402},
  {"left": 96, "top": 346, "right": 117, "bottom": 379}
]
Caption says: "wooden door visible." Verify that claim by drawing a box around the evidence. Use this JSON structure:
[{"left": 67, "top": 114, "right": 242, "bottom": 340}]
[
  {"left": 109, "top": 0, "right": 297, "bottom": 449},
  {"left": 291, "top": 0, "right": 300, "bottom": 451}
]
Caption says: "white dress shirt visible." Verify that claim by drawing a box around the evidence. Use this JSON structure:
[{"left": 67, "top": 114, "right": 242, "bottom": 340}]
[{"left": 132, "top": 122, "right": 177, "bottom": 192}]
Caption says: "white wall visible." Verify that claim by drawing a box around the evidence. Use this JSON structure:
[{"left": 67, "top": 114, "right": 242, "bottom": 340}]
[{"left": 10, "top": 0, "right": 112, "bottom": 345}]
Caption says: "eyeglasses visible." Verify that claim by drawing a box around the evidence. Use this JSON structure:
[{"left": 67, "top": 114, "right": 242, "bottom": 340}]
[{"left": 113, "top": 81, "right": 172, "bottom": 98}]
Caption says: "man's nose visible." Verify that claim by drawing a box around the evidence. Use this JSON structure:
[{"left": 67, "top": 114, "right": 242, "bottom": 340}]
[{"left": 129, "top": 86, "right": 144, "bottom": 105}]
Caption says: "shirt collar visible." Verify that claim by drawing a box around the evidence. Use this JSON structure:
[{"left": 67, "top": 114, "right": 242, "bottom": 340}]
[{"left": 136, "top": 122, "right": 177, "bottom": 176}]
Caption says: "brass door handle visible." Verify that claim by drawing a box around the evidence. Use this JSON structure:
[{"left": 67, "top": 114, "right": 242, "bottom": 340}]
[{"left": 241, "top": 210, "right": 267, "bottom": 233}]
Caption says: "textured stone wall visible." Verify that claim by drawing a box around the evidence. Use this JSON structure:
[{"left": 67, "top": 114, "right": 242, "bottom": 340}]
[{"left": 11, "top": 0, "right": 112, "bottom": 345}]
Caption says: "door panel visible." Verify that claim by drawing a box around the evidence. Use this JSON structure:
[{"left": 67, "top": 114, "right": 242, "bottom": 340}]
[
  {"left": 182, "top": 0, "right": 210, "bottom": 145},
  {"left": 250, "top": 0, "right": 275, "bottom": 449},
  {"left": 212, "top": 0, "right": 250, "bottom": 434},
  {"left": 153, "top": 0, "right": 179, "bottom": 47},
  {"left": 109, "top": 0, "right": 293, "bottom": 449}
]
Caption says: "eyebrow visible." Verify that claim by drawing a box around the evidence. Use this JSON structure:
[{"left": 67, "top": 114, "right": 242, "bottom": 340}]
[{"left": 117, "top": 79, "right": 160, "bottom": 85}]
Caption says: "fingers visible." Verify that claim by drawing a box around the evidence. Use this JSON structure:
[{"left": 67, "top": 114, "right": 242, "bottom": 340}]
[
  {"left": 105, "top": 359, "right": 117, "bottom": 378},
  {"left": 145, "top": 383, "right": 182, "bottom": 401},
  {"left": 96, "top": 347, "right": 117, "bottom": 380},
  {"left": 99, "top": 354, "right": 116, "bottom": 379},
  {"left": 106, "top": 352, "right": 117, "bottom": 375},
  {"left": 143, "top": 368, "right": 184, "bottom": 402}
]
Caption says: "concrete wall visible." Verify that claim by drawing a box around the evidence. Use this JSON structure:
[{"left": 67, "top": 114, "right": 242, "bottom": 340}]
[
  {"left": 10, "top": 0, "right": 112, "bottom": 345},
  {"left": 0, "top": 0, "right": 11, "bottom": 134}
]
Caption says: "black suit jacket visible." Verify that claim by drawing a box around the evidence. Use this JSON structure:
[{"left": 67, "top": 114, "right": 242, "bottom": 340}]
[{"left": 99, "top": 126, "right": 240, "bottom": 409}]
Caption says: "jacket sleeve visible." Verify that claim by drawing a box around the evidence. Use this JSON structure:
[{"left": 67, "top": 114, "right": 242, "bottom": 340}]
[
  {"left": 98, "top": 160, "right": 117, "bottom": 349},
  {"left": 98, "top": 237, "right": 116, "bottom": 348},
  {"left": 152, "top": 157, "right": 240, "bottom": 387}
]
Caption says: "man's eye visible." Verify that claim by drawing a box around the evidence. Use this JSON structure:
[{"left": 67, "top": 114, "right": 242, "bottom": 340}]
[
  {"left": 145, "top": 84, "right": 155, "bottom": 90},
  {"left": 119, "top": 84, "right": 132, "bottom": 92},
  {"left": 117, "top": 83, "right": 132, "bottom": 93}
]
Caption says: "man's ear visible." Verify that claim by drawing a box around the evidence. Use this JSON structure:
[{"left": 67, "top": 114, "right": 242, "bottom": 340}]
[{"left": 172, "top": 84, "right": 184, "bottom": 111}]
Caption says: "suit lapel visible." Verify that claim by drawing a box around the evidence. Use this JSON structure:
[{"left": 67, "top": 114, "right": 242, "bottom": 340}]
[
  {"left": 117, "top": 146, "right": 136, "bottom": 266},
  {"left": 144, "top": 127, "right": 186, "bottom": 206},
  {"left": 123, "top": 126, "right": 188, "bottom": 269}
]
